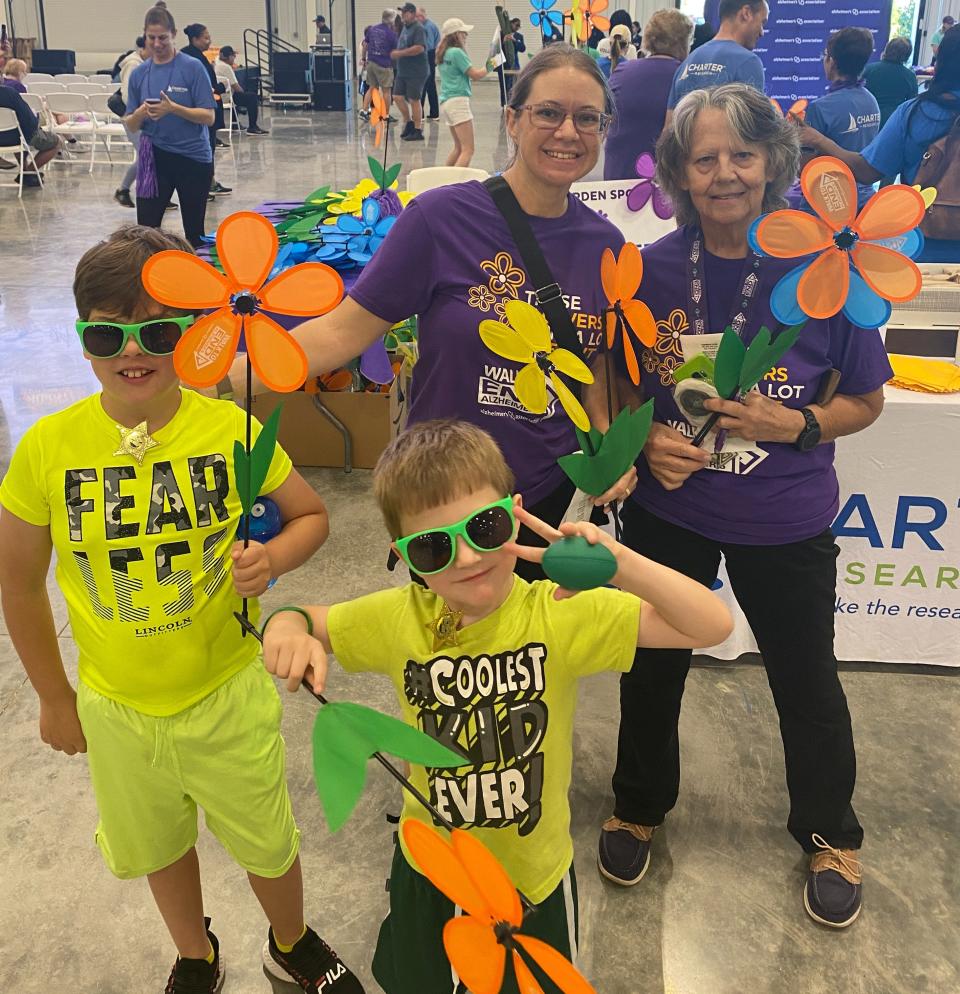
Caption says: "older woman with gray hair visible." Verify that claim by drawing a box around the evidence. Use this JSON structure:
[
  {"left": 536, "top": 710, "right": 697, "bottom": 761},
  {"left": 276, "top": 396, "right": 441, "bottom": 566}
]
[{"left": 598, "top": 83, "right": 892, "bottom": 930}]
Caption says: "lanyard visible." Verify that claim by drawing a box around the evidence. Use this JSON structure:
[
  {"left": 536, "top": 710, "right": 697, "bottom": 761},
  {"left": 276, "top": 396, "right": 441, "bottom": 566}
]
[{"left": 686, "top": 227, "right": 763, "bottom": 337}]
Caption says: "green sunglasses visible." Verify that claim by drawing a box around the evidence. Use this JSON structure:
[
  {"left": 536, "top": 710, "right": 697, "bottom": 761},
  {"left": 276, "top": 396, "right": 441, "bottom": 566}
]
[
  {"left": 75, "top": 316, "right": 195, "bottom": 359},
  {"left": 395, "top": 497, "right": 516, "bottom": 575}
]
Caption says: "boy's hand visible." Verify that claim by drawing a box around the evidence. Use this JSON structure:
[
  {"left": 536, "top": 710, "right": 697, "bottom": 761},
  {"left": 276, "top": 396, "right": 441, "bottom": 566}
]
[
  {"left": 505, "top": 506, "right": 620, "bottom": 600},
  {"left": 39, "top": 689, "right": 87, "bottom": 755},
  {"left": 263, "top": 623, "right": 328, "bottom": 694},
  {"left": 231, "top": 541, "right": 273, "bottom": 597}
]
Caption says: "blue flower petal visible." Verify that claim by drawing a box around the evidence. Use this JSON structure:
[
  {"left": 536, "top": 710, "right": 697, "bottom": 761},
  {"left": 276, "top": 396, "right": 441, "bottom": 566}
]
[
  {"left": 374, "top": 215, "right": 397, "bottom": 237},
  {"left": 348, "top": 249, "right": 374, "bottom": 264},
  {"left": 336, "top": 215, "right": 365, "bottom": 234},
  {"left": 872, "top": 228, "right": 924, "bottom": 261},
  {"left": 368, "top": 235, "right": 385, "bottom": 254},
  {"left": 769, "top": 261, "right": 810, "bottom": 326},
  {"left": 347, "top": 234, "right": 370, "bottom": 253},
  {"left": 841, "top": 269, "right": 892, "bottom": 329},
  {"left": 323, "top": 232, "right": 352, "bottom": 245},
  {"left": 361, "top": 197, "right": 380, "bottom": 226},
  {"left": 747, "top": 216, "right": 768, "bottom": 257}
]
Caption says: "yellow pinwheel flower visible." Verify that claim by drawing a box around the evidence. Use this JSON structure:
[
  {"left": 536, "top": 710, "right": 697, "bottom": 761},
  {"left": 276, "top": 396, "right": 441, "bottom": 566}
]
[{"left": 479, "top": 299, "right": 594, "bottom": 431}]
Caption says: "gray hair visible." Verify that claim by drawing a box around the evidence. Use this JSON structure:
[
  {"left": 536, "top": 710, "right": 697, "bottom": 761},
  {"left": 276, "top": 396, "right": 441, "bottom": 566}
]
[{"left": 655, "top": 84, "right": 800, "bottom": 226}]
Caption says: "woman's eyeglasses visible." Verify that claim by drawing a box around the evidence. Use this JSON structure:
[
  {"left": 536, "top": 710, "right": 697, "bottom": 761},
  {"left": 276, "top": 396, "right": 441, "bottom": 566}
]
[
  {"left": 395, "top": 497, "right": 516, "bottom": 575},
  {"left": 75, "top": 316, "right": 194, "bottom": 358},
  {"left": 513, "top": 103, "right": 611, "bottom": 135}
]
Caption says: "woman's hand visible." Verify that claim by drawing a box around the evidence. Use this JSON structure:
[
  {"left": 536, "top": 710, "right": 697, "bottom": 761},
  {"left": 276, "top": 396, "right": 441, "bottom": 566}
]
[
  {"left": 263, "top": 619, "right": 328, "bottom": 693},
  {"left": 643, "top": 423, "right": 710, "bottom": 491},
  {"left": 39, "top": 689, "right": 87, "bottom": 755},
  {"left": 702, "top": 392, "right": 805, "bottom": 444},
  {"left": 145, "top": 92, "right": 176, "bottom": 119},
  {"left": 591, "top": 465, "right": 638, "bottom": 508}
]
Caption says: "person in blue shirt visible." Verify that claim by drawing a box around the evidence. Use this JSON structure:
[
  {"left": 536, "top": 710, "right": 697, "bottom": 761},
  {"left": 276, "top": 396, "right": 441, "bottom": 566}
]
[
  {"left": 123, "top": 5, "right": 216, "bottom": 247},
  {"left": 665, "top": 0, "right": 767, "bottom": 126},
  {"left": 803, "top": 27, "right": 881, "bottom": 211},
  {"left": 800, "top": 25, "right": 960, "bottom": 262},
  {"left": 417, "top": 7, "right": 441, "bottom": 120}
]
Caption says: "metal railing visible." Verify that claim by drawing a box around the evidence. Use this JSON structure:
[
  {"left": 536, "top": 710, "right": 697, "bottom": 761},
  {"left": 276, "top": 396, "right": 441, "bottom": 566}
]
[{"left": 242, "top": 28, "right": 303, "bottom": 101}]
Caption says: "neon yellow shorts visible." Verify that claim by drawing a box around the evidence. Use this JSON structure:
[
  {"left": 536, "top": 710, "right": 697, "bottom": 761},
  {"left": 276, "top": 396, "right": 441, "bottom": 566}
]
[{"left": 77, "top": 661, "right": 300, "bottom": 880}]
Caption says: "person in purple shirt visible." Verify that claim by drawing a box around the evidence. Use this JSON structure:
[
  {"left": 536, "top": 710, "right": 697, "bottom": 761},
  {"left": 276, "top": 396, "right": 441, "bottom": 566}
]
[
  {"left": 222, "top": 45, "right": 634, "bottom": 577},
  {"left": 360, "top": 9, "right": 399, "bottom": 118},
  {"left": 598, "top": 84, "right": 890, "bottom": 932},
  {"left": 1, "top": 57, "right": 28, "bottom": 92},
  {"left": 605, "top": 9, "right": 694, "bottom": 179}
]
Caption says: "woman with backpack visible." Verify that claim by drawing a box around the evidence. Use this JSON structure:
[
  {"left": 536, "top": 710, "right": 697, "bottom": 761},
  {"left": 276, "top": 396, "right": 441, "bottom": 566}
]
[{"left": 800, "top": 24, "right": 960, "bottom": 261}]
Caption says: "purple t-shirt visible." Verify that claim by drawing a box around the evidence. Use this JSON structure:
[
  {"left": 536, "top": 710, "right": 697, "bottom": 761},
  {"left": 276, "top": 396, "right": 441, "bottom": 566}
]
[
  {"left": 624, "top": 226, "right": 893, "bottom": 545},
  {"left": 364, "top": 22, "right": 398, "bottom": 68},
  {"left": 349, "top": 181, "right": 624, "bottom": 504},
  {"left": 604, "top": 56, "right": 679, "bottom": 180},
  {"left": 2, "top": 77, "right": 27, "bottom": 94}
]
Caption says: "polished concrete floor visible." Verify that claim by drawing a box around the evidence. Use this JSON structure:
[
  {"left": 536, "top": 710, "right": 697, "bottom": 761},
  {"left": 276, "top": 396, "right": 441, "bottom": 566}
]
[{"left": 1, "top": 89, "right": 958, "bottom": 994}]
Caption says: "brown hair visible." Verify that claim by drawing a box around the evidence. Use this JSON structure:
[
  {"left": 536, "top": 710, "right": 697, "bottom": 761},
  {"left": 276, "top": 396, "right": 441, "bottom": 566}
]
[
  {"left": 508, "top": 42, "right": 613, "bottom": 116},
  {"left": 373, "top": 420, "right": 515, "bottom": 538},
  {"left": 73, "top": 226, "right": 193, "bottom": 321},
  {"left": 144, "top": 4, "right": 176, "bottom": 33},
  {"left": 643, "top": 9, "right": 694, "bottom": 60},
  {"left": 436, "top": 30, "right": 465, "bottom": 68}
]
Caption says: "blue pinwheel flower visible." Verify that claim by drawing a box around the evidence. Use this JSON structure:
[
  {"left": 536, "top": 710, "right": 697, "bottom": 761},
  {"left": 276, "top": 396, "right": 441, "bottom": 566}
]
[
  {"left": 530, "top": 0, "right": 563, "bottom": 30},
  {"left": 335, "top": 197, "right": 397, "bottom": 265}
]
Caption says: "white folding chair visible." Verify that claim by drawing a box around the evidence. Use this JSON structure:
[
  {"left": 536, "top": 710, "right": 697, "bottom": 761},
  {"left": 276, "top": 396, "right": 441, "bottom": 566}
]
[
  {"left": 0, "top": 107, "right": 44, "bottom": 197},
  {"left": 45, "top": 92, "right": 105, "bottom": 172},
  {"left": 26, "top": 81, "right": 67, "bottom": 98},
  {"left": 21, "top": 93, "right": 44, "bottom": 115},
  {"left": 86, "top": 92, "right": 133, "bottom": 165},
  {"left": 55, "top": 73, "right": 89, "bottom": 84},
  {"left": 405, "top": 166, "right": 489, "bottom": 194},
  {"left": 23, "top": 72, "right": 55, "bottom": 84},
  {"left": 68, "top": 83, "right": 108, "bottom": 96},
  {"left": 217, "top": 76, "right": 240, "bottom": 146}
]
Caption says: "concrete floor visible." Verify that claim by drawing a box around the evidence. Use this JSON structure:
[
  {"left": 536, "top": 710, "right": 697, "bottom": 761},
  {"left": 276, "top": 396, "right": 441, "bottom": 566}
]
[{"left": 1, "top": 88, "right": 958, "bottom": 994}]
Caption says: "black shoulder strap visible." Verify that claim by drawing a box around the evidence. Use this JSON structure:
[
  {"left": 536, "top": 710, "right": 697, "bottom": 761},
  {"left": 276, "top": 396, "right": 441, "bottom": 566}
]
[{"left": 483, "top": 175, "right": 585, "bottom": 363}]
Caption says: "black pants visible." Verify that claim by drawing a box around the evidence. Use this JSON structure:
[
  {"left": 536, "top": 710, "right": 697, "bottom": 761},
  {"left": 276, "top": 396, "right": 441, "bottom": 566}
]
[
  {"left": 421, "top": 49, "right": 438, "bottom": 118},
  {"left": 233, "top": 90, "right": 259, "bottom": 129},
  {"left": 613, "top": 501, "right": 863, "bottom": 853},
  {"left": 136, "top": 146, "right": 213, "bottom": 248}
]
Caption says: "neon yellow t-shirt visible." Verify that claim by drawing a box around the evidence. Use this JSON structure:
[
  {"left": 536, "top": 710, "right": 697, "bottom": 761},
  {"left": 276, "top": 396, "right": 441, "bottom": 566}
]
[
  {"left": 0, "top": 390, "right": 292, "bottom": 716},
  {"left": 327, "top": 575, "right": 640, "bottom": 904}
]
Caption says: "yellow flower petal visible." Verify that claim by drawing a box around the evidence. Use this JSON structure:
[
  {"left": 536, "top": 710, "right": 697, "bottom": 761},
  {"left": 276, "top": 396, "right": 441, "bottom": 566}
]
[
  {"left": 550, "top": 372, "right": 592, "bottom": 431},
  {"left": 549, "top": 347, "right": 594, "bottom": 384},
  {"left": 504, "top": 300, "right": 552, "bottom": 353},
  {"left": 515, "top": 362, "right": 549, "bottom": 414},
  {"left": 479, "top": 320, "right": 534, "bottom": 363}
]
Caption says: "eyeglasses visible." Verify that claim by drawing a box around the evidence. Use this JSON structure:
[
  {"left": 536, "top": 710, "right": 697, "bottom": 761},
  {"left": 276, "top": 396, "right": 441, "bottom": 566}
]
[
  {"left": 75, "top": 316, "right": 194, "bottom": 358},
  {"left": 513, "top": 103, "right": 611, "bottom": 135},
  {"left": 395, "top": 497, "right": 516, "bottom": 575}
]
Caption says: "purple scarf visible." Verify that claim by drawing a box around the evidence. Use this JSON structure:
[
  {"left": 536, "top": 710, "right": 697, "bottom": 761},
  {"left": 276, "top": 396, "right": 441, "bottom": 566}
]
[
  {"left": 137, "top": 133, "right": 158, "bottom": 198},
  {"left": 826, "top": 77, "right": 866, "bottom": 93}
]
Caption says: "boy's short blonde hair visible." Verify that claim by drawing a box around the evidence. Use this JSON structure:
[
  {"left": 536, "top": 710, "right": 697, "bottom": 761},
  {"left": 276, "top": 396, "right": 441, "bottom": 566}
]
[
  {"left": 73, "top": 226, "right": 193, "bottom": 321},
  {"left": 373, "top": 420, "right": 515, "bottom": 538}
]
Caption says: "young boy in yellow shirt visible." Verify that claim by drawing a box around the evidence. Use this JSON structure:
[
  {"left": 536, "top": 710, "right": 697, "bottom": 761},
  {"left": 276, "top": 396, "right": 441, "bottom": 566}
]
[
  {"left": 262, "top": 418, "right": 733, "bottom": 993},
  {"left": 0, "top": 227, "right": 364, "bottom": 994}
]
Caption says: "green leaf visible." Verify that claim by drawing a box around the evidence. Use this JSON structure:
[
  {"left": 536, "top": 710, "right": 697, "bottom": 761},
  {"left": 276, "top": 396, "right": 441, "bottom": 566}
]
[
  {"left": 303, "top": 185, "right": 331, "bottom": 204},
  {"left": 738, "top": 322, "right": 805, "bottom": 392},
  {"left": 558, "top": 402, "right": 654, "bottom": 496},
  {"left": 714, "top": 328, "right": 747, "bottom": 399},
  {"left": 311, "top": 702, "right": 464, "bottom": 833},
  {"left": 238, "top": 405, "right": 283, "bottom": 516},
  {"left": 367, "top": 155, "right": 384, "bottom": 187},
  {"left": 384, "top": 162, "right": 402, "bottom": 189},
  {"left": 673, "top": 354, "right": 716, "bottom": 384}
]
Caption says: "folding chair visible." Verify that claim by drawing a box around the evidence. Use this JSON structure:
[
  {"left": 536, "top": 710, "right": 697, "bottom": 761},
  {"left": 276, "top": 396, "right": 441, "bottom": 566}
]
[
  {"left": 21, "top": 93, "right": 44, "bottom": 115},
  {"left": 23, "top": 72, "right": 55, "bottom": 84},
  {"left": 406, "top": 166, "right": 490, "bottom": 194},
  {"left": 55, "top": 73, "right": 89, "bottom": 84},
  {"left": 86, "top": 92, "right": 133, "bottom": 165},
  {"left": 45, "top": 92, "right": 105, "bottom": 172},
  {"left": 217, "top": 76, "right": 240, "bottom": 146},
  {"left": 0, "top": 107, "right": 44, "bottom": 197},
  {"left": 26, "top": 82, "right": 67, "bottom": 99},
  {"left": 68, "top": 83, "right": 108, "bottom": 96}
]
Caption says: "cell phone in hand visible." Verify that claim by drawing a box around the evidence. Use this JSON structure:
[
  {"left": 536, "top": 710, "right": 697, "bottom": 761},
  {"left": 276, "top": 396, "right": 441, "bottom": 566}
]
[{"left": 145, "top": 97, "right": 161, "bottom": 105}]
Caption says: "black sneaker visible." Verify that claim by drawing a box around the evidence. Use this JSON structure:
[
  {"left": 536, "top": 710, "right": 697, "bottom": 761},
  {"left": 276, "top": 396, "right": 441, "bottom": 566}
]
[
  {"left": 114, "top": 188, "right": 135, "bottom": 208},
  {"left": 247, "top": 126, "right": 270, "bottom": 135},
  {"left": 211, "top": 181, "right": 232, "bottom": 195},
  {"left": 215, "top": 138, "right": 229, "bottom": 148},
  {"left": 358, "top": 109, "right": 371, "bottom": 121},
  {"left": 401, "top": 128, "right": 424, "bottom": 142},
  {"left": 262, "top": 925, "right": 364, "bottom": 993},
  {"left": 164, "top": 918, "right": 224, "bottom": 993},
  {"left": 400, "top": 120, "right": 414, "bottom": 138},
  {"left": 804, "top": 835, "right": 863, "bottom": 928},
  {"left": 598, "top": 816, "right": 655, "bottom": 886}
]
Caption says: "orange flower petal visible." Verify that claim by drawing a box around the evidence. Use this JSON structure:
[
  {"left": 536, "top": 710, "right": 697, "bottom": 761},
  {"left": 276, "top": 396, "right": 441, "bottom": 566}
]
[
  {"left": 173, "top": 309, "right": 241, "bottom": 388},
  {"left": 853, "top": 185, "right": 926, "bottom": 241},
  {"left": 797, "top": 247, "right": 849, "bottom": 320},
  {"left": 600, "top": 248, "right": 617, "bottom": 304},
  {"left": 513, "top": 951, "right": 546, "bottom": 994},
  {"left": 605, "top": 310, "right": 618, "bottom": 350},
  {"left": 216, "top": 212, "right": 278, "bottom": 292},
  {"left": 851, "top": 242, "right": 922, "bottom": 303},
  {"left": 452, "top": 829, "right": 523, "bottom": 928},
  {"left": 622, "top": 298, "right": 657, "bottom": 347},
  {"left": 515, "top": 935, "right": 598, "bottom": 994},
  {"left": 402, "top": 821, "right": 493, "bottom": 922},
  {"left": 800, "top": 157, "right": 858, "bottom": 230},
  {"left": 592, "top": 14, "right": 611, "bottom": 30},
  {"left": 755, "top": 211, "right": 834, "bottom": 258},
  {"left": 245, "top": 312, "right": 309, "bottom": 393},
  {"left": 442, "top": 917, "right": 506, "bottom": 994},
  {"left": 622, "top": 330, "right": 640, "bottom": 386},
  {"left": 616, "top": 242, "right": 642, "bottom": 300},
  {"left": 259, "top": 262, "right": 344, "bottom": 317},
  {"left": 141, "top": 251, "right": 231, "bottom": 309}
]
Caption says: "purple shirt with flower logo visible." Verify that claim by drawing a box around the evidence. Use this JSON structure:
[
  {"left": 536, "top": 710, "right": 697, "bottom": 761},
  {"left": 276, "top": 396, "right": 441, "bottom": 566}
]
[
  {"left": 349, "top": 180, "right": 624, "bottom": 503},
  {"left": 621, "top": 226, "right": 893, "bottom": 545}
]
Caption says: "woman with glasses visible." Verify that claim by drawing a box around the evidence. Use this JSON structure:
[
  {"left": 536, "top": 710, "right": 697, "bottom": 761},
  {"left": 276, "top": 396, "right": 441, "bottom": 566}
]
[{"left": 220, "top": 44, "right": 631, "bottom": 577}]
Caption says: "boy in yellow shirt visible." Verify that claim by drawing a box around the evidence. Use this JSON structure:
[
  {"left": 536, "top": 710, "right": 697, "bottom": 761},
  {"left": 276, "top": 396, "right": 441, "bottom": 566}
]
[
  {"left": 0, "top": 227, "right": 364, "bottom": 994},
  {"left": 262, "top": 419, "right": 733, "bottom": 994}
]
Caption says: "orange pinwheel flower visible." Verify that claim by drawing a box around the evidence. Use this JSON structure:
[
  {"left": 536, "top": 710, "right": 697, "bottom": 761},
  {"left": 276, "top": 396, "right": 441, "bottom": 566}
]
[
  {"left": 770, "top": 96, "right": 807, "bottom": 123},
  {"left": 578, "top": 0, "right": 610, "bottom": 41},
  {"left": 141, "top": 212, "right": 343, "bottom": 393},
  {"left": 754, "top": 157, "right": 924, "bottom": 326},
  {"left": 600, "top": 243, "right": 656, "bottom": 385},
  {"left": 370, "top": 86, "right": 388, "bottom": 147},
  {"left": 403, "top": 820, "right": 596, "bottom": 994}
]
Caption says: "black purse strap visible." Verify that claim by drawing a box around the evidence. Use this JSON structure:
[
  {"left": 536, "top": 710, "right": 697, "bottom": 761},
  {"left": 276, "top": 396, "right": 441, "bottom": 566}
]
[{"left": 483, "top": 175, "right": 585, "bottom": 365}]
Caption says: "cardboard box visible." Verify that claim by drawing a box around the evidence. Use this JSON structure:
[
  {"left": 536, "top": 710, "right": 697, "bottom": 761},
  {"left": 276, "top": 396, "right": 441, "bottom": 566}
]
[{"left": 251, "top": 371, "right": 409, "bottom": 470}]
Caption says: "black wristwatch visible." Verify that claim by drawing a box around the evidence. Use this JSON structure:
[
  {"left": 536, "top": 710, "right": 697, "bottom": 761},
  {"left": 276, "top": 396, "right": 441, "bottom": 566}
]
[{"left": 794, "top": 407, "right": 821, "bottom": 452}]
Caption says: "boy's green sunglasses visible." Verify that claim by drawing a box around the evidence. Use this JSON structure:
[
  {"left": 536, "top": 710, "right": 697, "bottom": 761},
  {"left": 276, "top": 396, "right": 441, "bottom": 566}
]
[
  {"left": 75, "top": 316, "right": 195, "bottom": 358},
  {"left": 395, "top": 497, "right": 516, "bottom": 575}
]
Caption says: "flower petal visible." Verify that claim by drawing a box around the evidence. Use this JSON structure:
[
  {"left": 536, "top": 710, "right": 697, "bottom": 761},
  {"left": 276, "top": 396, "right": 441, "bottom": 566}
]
[
  {"left": 622, "top": 299, "right": 657, "bottom": 347},
  {"left": 851, "top": 242, "right": 922, "bottom": 303},
  {"left": 514, "top": 935, "right": 597, "bottom": 994},
  {"left": 216, "top": 212, "right": 278, "bottom": 292},
  {"left": 755, "top": 211, "right": 833, "bottom": 258},
  {"left": 853, "top": 185, "right": 926, "bottom": 241},
  {"left": 451, "top": 829, "right": 522, "bottom": 927},
  {"left": 841, "top": 269, "right": 893, "bottom": 329},
  {"left": 873, "top": 227, "right": 925, "bottom": 260},
  {"left": 621, "top": 329, "right": 640, "bottom": 385},
  {"left": 747, "top": 216, "right": 767, "bottom": 256},
  {"left": 550, "top": 348, "right": 594, "bottom": 384},
  {"left": 374, "top": 215, "right": 397, "bottom": 236},
  {"left": 516, "top": 362, "right": 550, "bottom": 414},
  {"left": 800, "top": 157, "right": 858, "bottom": 230},
  {"left": 442, "top": 917, "right": 506, "bottom": 994},
  {"left": 550, "top": 371, "right": 592, "bottom": 431},
  {"left": 504, "top": 300, "right": 553, "bottom": 353},
  {"left": 600, "top": 247, "right": 618, "bottom": 303},
  {"left": 479, "top": 320, "right": 534, "bottom": 363},
  {"left": 361, "top": 197, "right": 380, "bottom": 226},
  {"left": 769, "top": 262, "right": 811, "bottom": 327},
  {"left": 173, "top": 308, "right": 241, "bottom": 388},
  {"left": 513, "top": 951, "right": 546, "bottom": 994},
  {"left": 605, "top": 310, "right": 618, "bottom": 350},
  {"left": 337, "top": 215, "right": 365, "bottom": 234},
  {"left": 797, "top": 247, "right": 849, "bottom": 319},
  {"left": 259, "top": 262, "right": 344, "bottom": 317},
  {"left": 245, "top": 312, "right": 309, "bottom": 392},
  {"left": 142, "top": 251, "right": 231, "bottom": 309},
  {"left": 616, "top": 242, "right": 642, "bottom": 299}
]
